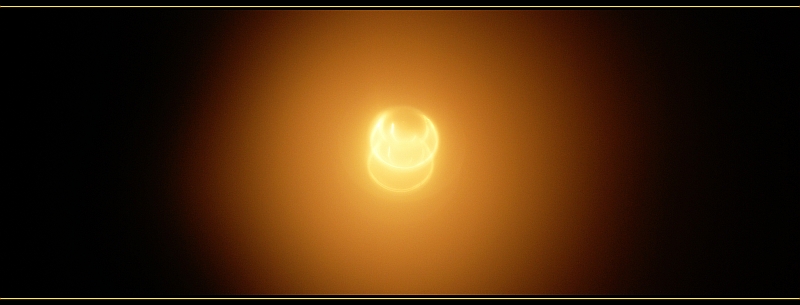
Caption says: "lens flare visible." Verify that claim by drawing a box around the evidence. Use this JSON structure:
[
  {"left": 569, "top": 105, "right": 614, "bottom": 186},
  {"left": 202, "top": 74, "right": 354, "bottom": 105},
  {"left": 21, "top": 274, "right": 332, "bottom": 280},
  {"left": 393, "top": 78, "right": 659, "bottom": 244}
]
[{"left": 368, "top": 107, "right": 439, "bottom": 192}]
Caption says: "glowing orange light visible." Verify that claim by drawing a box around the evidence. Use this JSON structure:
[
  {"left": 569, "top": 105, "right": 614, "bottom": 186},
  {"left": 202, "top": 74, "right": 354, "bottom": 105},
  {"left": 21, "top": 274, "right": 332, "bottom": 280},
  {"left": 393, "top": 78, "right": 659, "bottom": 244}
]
[{"left": 368, "top": 107, "right": 439, "bottom": 192}]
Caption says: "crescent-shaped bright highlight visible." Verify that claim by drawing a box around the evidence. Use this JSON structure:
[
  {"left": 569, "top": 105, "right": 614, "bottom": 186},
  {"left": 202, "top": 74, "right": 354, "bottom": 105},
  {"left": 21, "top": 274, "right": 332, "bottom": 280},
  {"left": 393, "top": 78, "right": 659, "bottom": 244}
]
[{"left": 368, "top": 107, "right": 439, "bottom": 192}]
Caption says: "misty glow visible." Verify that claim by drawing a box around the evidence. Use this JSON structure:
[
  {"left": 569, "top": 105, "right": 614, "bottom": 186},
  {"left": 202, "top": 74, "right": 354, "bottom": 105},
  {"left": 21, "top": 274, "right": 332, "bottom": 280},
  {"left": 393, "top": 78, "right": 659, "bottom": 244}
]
[{"left": 368, "top": 107, "right": 439, "bottom": 192}]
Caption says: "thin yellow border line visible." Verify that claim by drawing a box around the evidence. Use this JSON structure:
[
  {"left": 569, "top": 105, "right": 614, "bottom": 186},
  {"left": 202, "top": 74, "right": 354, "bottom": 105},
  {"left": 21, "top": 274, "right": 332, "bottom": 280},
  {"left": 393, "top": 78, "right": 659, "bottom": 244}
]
[{"left": 0, "top": 5, "right": 798, "bottom": 8}]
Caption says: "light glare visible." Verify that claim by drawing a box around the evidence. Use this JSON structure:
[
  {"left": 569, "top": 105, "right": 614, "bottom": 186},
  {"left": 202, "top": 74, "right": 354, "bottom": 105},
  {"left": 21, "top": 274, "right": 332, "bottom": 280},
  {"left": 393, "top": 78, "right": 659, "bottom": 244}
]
[{"left": 368, "top": 107, "right": 439, "bottom": 192}]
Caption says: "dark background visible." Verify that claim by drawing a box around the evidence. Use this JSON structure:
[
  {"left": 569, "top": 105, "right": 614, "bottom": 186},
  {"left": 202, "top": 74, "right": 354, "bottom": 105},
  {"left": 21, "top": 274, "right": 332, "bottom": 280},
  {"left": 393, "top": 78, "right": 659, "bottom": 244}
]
[{"left": 4, "top": 9, "right": 797, "bottom": 297}]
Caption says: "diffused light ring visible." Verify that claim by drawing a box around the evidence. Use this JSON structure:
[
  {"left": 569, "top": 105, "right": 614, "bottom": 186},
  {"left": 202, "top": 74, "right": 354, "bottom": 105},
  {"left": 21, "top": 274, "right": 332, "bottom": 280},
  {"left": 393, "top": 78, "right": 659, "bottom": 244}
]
[
  {"left": 367, "top": 107, "right": 439, "bottom": 192},
  {"left": 367, "top": 155, "right": 435, "bottom": 192},
  {"left": 369, "top": 108, "right": 439, "bottom": 170}
]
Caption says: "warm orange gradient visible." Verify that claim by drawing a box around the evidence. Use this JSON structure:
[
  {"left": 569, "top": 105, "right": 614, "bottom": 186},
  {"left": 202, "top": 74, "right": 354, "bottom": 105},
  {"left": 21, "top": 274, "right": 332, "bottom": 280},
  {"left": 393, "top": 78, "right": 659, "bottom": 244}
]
[{"left": 173, "top": 11, "right": 657, "bottom": 294}]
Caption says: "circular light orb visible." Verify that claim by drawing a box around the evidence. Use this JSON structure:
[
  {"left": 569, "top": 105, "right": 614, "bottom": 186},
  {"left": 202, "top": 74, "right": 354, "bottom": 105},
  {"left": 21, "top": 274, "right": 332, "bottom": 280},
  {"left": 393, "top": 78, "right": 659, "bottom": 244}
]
[{"left": 368, "top": 107, "right": 439, "bottom": 192}]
